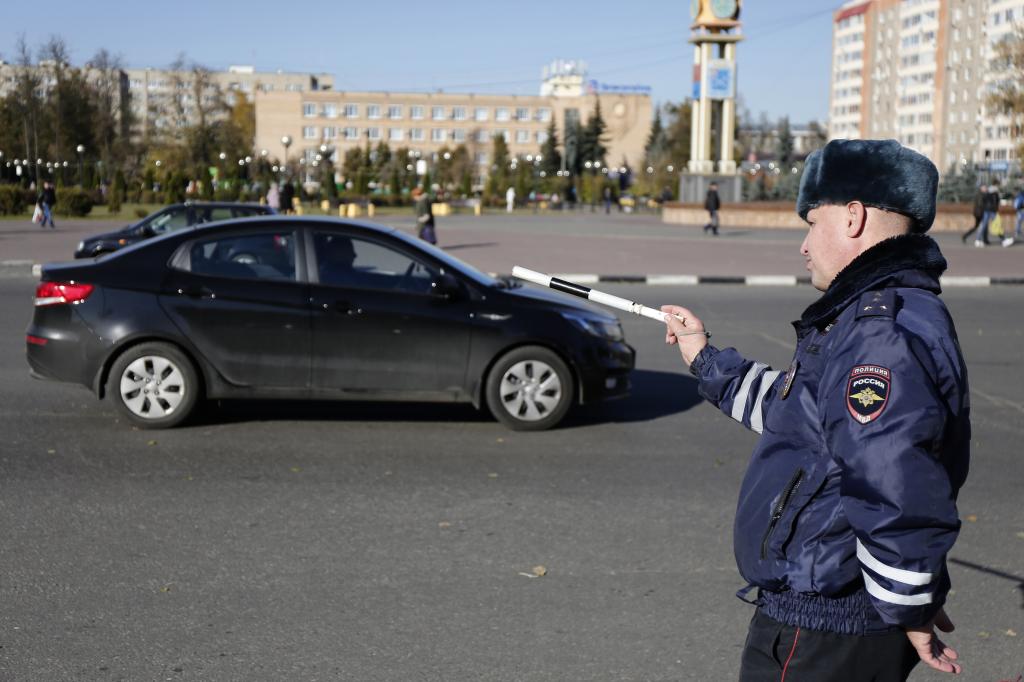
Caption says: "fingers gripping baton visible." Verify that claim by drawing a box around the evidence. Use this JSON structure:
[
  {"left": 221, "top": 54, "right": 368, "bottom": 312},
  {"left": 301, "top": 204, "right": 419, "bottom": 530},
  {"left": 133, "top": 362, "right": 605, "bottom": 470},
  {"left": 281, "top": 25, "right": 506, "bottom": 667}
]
[{"left": 511, "top": 266, "right": 682, "bottom": 325}]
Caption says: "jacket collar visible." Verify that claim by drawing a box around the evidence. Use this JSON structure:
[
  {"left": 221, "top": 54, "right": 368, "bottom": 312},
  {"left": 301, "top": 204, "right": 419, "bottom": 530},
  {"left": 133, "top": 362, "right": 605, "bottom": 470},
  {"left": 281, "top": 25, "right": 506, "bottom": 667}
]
[{"left": 796, "top": 233, "right": 947, "bottom": 331}]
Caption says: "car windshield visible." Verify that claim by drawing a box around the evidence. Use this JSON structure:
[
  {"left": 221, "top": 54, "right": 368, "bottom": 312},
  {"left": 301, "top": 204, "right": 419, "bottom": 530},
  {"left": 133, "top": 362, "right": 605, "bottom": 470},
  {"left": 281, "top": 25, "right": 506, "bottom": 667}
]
[{"left": 390, "top": 230, "right": 499, "bottom": 287}]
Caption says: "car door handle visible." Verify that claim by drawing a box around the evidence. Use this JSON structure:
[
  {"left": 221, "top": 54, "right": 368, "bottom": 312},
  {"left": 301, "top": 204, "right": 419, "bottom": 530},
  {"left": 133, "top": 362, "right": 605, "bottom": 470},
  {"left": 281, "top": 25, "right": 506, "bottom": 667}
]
[
  {"left": 177, "top": 285, "right": 215, "bottom": 299},
  {"left": 321, "top": 300, "right": 362, "bottom": 315}
]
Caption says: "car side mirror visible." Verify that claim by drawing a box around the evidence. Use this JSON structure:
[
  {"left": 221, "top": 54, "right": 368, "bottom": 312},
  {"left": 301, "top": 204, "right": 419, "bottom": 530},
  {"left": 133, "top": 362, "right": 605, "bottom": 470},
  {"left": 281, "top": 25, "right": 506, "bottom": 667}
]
[{"left": 431, "top": 272, "right": 462, "bottom": 299}]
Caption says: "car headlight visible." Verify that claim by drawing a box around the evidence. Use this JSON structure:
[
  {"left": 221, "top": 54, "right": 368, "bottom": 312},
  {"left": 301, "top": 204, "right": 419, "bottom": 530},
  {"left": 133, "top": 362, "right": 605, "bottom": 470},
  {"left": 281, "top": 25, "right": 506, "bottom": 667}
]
[{"left": 560, "top": 311, "right": 624, "bottom": 341}]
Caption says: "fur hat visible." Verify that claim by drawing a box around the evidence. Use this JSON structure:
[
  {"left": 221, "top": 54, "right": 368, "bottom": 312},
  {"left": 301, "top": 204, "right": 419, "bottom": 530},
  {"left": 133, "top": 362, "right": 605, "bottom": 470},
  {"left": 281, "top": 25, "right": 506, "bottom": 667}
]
[{"left": 796, "top": 139, "right": 939, "bottom": 233}]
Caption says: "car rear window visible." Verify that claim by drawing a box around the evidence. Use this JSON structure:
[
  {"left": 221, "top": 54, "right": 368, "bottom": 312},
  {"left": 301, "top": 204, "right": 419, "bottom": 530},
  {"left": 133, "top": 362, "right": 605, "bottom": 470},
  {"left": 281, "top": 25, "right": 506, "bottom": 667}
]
[{"left": 186, "top": 232, "right": 297, "bottom": 281}]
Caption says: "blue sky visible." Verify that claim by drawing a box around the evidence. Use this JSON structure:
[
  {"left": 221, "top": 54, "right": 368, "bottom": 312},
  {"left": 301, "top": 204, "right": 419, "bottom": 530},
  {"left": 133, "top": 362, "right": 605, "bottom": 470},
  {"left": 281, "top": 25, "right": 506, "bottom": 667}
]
[{"left": 1, "top": 0, "right": 838, "bottom": 124}]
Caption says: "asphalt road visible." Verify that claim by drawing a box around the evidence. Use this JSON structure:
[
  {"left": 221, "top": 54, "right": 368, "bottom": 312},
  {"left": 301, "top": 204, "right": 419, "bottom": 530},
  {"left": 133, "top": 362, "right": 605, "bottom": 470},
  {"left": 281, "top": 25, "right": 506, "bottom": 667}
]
[{"left": 1, "top": 276, "right": 1022, "bottom": 681}]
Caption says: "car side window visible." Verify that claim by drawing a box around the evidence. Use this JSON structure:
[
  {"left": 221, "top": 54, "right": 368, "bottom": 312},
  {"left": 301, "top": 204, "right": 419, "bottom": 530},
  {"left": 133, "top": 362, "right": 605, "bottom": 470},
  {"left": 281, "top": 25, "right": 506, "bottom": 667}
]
[
  {"left": 186, "top": 232, "right": 297, "bottom": 281},
  {"left": 314, "top": 232, "right": 437, "bottom": 294},
  {"left": 234, "top": 206, "right": 267, "bottom": 218},
  {"left": 148, "top": 207, "right": 191, "bottom": 234},
  {"left": 195, "top": 207, "right": 234, "bottom": 223}
]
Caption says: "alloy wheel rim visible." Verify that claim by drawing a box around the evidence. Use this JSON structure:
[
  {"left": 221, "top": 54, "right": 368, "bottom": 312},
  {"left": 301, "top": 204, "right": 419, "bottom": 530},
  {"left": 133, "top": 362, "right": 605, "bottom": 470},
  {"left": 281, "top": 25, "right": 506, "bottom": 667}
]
[
  {"left": 119, "top": 355, "right": 186, "bottom": 419},
  {"left": 499, "top": 360, "right": 562, "bottom": 422}
]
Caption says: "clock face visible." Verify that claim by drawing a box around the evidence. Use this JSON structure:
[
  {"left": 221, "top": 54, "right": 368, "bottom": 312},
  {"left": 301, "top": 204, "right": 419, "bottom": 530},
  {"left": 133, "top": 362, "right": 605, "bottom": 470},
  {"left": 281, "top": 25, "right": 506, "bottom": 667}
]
[
  {"left": 690, "top": 0, "right": 700, "bottom": 20},
  {"left": 710, "top": 0, "right": 737, "bottom": 19}
]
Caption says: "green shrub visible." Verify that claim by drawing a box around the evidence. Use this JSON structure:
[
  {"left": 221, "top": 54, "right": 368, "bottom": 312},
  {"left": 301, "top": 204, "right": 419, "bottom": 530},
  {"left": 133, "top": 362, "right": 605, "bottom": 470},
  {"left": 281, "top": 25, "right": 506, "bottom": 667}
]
[
  {"left": 54, "top": 188, "right": 95, "bottom": 217},
  {"left": 134, "top": 208, "right": 149, "bottom": 218},
  {"left": 0, "top": 185, "right": 28, "bottom": 215}
]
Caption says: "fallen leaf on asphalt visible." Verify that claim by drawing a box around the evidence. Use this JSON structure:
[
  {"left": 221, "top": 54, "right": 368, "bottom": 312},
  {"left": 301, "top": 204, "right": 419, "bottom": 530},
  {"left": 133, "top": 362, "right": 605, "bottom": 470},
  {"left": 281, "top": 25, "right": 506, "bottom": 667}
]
[
  {"left": 1007, "top": 629, "right": 1018, "bottom": 637},
  {"left": 438, "top": 521, "right": 451, "bottom": 528},
  {"left": 488, "top": 473, "right": 499, "bottom": 479},
  {"left": 160, "top": 585, "right": 173, "bottom": 593},
  {"left": 290, "top": 466, "right": 301, "bottom": 473},
  {"left": 1016, "top": 532, "right": 1024, "bottom": 540},
  {"left": 532, "top": 565, "right": 547, "bottom": 577},
  {"left": 496, "top": 438, "right": 504, "bottom": 443},
  {"left": 965, "top": 514, "right": 978, "bottom": 522},
  {"left": 147, "top": 440, "right": 157, "bottom": 446},
  {"left": 978, "top": 631, "right": 990, "bottom": 638},
  {"left": 517, "top": 572, "right": 539, "bottom": 579},
  {"left": 46, "top": 449, "right": 56, "bottom": 454}
]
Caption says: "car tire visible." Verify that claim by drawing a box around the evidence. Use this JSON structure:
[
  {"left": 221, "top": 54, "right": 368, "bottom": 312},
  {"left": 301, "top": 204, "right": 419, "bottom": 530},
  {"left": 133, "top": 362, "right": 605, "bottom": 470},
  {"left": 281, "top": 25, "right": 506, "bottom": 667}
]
[
  {"left": 485, "top": 346, "right": 574, "bottom": 431},
  {"left": 106, "top": 342, "right": 201, "bottom": 429}
]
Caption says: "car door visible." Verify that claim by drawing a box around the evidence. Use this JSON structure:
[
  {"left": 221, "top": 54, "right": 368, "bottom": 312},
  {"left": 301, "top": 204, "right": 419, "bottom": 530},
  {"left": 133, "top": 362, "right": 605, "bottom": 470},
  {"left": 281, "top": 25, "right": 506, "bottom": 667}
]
[
  {"left": 308, "top": 229, "right": 473, "bottom": 396},
  {"left": 159, "top": 226, "right": 311, "bottom": 389}
]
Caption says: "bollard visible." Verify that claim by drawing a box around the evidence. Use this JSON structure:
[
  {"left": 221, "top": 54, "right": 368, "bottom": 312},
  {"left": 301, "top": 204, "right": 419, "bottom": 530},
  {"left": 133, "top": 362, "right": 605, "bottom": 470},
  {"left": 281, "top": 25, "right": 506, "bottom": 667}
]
[
  {"left": 367, "top": 203, "right": 375, "bottom": 217},
  {"left": 294, "top": 201, "right": 304, "bottom": 216},
  {"left": 474, "top": 201, "right": 482, "bottom": 217},
  {"left": 339, "top": 204, "right": 346, "bottom": 218},
  {"left": 320, "top": 200, "right": 329, "bottom": 213}
]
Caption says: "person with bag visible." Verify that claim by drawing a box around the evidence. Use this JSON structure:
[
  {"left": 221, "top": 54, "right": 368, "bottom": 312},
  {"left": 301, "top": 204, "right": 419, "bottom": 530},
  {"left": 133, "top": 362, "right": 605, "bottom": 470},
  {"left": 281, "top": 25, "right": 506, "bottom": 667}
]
[
  {"left": 974, "top": 184, "right": 1000, "bottom": 247},
  {"left": 1003, "top": 188, "right": 1024, "bottom": 247},
  {"left": 413, "top": 187, "right": 436, "bottom": 245},
  {"left": 37, "top": 181, "right": 57, "bottom": 228}
]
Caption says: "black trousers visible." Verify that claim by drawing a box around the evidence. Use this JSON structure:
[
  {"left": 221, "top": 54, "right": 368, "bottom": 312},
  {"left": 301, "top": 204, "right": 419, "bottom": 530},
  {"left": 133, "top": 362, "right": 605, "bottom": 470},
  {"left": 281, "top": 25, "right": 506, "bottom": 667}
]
[{"left": 739, "top": 610, "right": 919, "bottom": 682}]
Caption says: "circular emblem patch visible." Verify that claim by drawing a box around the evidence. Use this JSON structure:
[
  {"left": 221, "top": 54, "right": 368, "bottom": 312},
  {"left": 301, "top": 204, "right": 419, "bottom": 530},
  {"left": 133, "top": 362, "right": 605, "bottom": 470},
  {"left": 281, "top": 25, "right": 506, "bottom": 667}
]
[{"left": 847, "top": 365, "right": 891, "bottom": 424}]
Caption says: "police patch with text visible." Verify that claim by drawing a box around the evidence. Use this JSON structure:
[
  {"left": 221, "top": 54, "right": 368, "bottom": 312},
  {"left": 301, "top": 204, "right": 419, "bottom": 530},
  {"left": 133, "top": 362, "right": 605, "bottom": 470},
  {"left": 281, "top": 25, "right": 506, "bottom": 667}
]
[{"left": 846, "top": 365, "right": 891, "bottom": 424}]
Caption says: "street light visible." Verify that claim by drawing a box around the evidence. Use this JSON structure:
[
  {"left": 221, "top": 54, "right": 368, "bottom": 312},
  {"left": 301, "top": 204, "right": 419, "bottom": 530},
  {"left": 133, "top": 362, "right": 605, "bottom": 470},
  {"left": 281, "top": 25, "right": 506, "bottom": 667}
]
[
  {"left": 76, "top": 144, "right": 85, "bottom": 186},
  {"left": 281, "top": 135, "right": 292, "bottom": 167}
]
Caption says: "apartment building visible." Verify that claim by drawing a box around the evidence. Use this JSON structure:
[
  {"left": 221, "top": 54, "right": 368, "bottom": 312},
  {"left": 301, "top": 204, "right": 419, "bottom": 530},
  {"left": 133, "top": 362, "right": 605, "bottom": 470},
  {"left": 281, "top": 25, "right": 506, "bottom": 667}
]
[
  {"left": 829, "top": 0, "right": 1023, "bottom": 177},
  {"left": 254, "top": 62, "right": 651, "bottom": 184}
]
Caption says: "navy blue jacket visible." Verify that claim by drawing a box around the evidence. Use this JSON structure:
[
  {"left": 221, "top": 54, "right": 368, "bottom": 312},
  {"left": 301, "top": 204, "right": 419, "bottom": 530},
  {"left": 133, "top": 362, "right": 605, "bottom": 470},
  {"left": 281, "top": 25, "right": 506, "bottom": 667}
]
[{"left": 690, "top": 235, "right": 970, "bottom": 635}]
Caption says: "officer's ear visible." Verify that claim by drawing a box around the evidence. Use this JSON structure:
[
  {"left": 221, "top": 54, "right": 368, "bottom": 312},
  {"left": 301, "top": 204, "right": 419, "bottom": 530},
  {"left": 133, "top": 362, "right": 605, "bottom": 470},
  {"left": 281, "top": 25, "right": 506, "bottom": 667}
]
[{"left": 844, "top": 201, "right": 867, "bottom": 238}]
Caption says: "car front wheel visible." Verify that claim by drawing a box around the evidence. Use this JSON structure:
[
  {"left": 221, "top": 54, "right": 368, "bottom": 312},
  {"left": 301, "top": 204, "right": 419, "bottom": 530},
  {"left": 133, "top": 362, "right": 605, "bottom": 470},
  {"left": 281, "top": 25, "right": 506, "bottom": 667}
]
[
  {"left": 485, "top": 346, "right": 574, "bottom": 431},
  {"left": 107, "top": 342, "right": 200, "bottom": 429}
]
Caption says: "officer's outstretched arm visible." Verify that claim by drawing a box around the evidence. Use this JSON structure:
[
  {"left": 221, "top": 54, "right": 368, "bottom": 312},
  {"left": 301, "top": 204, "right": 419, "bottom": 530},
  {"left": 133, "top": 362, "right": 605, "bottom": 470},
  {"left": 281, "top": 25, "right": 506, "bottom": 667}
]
[{"left": 823, "top": 321, "right": 962, "bottom": 630}]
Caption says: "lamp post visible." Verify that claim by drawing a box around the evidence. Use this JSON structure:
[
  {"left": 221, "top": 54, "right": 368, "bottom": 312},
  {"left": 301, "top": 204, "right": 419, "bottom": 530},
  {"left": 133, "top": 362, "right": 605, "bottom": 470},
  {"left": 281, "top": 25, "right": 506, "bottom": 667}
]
[
  {"left": 281, "top": 135, "right": 292, "bottom": 171},
  {"left": 76, "top": 144, "right": 85, "bottom": 187}
]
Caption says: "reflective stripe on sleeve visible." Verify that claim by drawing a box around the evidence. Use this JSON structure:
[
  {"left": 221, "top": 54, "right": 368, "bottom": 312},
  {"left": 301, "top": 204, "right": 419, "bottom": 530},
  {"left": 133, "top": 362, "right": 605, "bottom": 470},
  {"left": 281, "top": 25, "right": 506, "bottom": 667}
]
[
  {"left": 731, "top": 362, "right": 768, "bottom": 423},
  {"left": 856, "top": 539, "right": 934, "bottom": 586},
  {"left": 862, "top": 571, "right": 934, "bottom": 606},
  {"left": 749, "top": 370, "right": 781, "bottom": 434}
]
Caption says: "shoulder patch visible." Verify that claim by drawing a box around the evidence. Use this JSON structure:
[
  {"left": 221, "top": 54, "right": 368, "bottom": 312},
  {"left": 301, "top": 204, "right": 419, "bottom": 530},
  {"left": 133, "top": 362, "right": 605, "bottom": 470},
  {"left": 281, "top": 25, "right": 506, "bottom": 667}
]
[
  {"left": 855, "top": 289, "right": 897, "bottom": 320},
  {"left": 847, "top": 365, "right": 891, "bottom": 424}
]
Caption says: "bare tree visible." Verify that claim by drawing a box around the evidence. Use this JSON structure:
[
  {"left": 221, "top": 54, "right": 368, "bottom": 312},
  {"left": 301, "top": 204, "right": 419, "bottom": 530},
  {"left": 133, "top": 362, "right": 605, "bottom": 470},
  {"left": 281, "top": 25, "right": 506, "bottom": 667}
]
[
  {"left": 13, "top": 35, "right": 43, "bottom": 181},
  {"left": 987, "top": 26, "right": 1024, "bottom": 163}
]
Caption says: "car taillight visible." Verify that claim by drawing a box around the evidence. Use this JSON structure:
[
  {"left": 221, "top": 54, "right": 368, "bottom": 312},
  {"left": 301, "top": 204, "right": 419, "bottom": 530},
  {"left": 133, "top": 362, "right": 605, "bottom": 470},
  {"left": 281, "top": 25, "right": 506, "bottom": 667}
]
[{"left": 34, "top": 281, "right": 94, "bottom": 307}]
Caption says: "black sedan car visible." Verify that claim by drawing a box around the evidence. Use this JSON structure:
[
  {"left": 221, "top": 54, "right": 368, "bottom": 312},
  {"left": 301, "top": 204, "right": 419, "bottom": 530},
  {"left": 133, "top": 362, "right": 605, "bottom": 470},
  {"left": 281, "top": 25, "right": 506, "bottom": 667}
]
[
  {"left": 28, "top": 217, "right": 634, "bottom": 430},
  {"left": 74, "top": 202, "right": 274, "bottom": 258}
]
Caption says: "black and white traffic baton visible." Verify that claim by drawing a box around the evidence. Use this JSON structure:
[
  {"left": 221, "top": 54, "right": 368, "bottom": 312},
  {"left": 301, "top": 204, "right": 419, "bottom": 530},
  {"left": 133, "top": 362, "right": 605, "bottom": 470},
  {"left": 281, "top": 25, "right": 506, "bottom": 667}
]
[{"left": 511, "top": 266, "right": 708, "bottom": 336}]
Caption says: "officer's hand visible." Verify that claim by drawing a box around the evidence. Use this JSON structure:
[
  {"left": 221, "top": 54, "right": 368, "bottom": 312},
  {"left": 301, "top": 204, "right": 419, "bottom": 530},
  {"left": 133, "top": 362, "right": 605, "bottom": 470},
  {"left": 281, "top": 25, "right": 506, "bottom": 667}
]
[
  {"left": 905, "top": 608, "right": 961, "bottom": 674},
  {"left": 661, "top": 305, "right": 707, "bottom": 367}
]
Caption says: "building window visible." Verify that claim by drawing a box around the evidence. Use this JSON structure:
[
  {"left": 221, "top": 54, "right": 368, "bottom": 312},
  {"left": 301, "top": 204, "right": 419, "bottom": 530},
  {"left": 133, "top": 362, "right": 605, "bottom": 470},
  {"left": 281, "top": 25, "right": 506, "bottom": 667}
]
[
  {"left": 515, "top": 107, "right": 529, "bottom": 121},
  {"left": 389, "top": 128, "right": 404, "bottom": 141},
  {"left": 515, "top": 129, "right": 530, "bottom": 144},
  {"left": 431, "top": 106, "right": 446, "bottom": 121},
  {"left": 322, "top": 103, "right": 337, "bottom": 118},
  {"left": 367, "top": 104, "right": 381, "bottom": 119},
  {"left": 367, "top": 127, "right": 381, "bottom": 140},
  {"left": 322, "top": 126, "right": 336, "bottom": 139},
  {"left": 344, "top": 104, "right": 359, "bottom": 118},
  {"left": 344, "top": 127, "right": 359, "bottom": 140},
  {"left": 474, "top": 152, "right": 488, "bottom": 165},
  {"left": 536, "top": 131, "right": 549, "bottom": 144},
  {"left": 536, "top": 108, "right": 552, "bottom": 122},
  {"left": 495, "top": 107, "right": 510, "bottom": 122},
  {"left": 475, "top": 129, "right": 490, "bottom": 143},
  {"left": 431, "top": 128, "right": 448, "bottom": 142},
  {"left": 411, "top": 105, "right": 424, "bottom": 120},
  {"left": 452, "top": 128, "right": 466, "bottom": 142},
  {"left": 496, "top": 129, "right": 509, "bottom": 141},
  {"left": 410, "top": 128, "right": 425, "bottom": 141},
  {"left": 303, "top": 126, "right": 318, "bottom": 139},
  {"left": 303, "top": 103, "right": 317, "bottom": 117},
  {"left": 474, "top": 107, "right": 489, "bottom": 122},
  {"left": 387, "top": 105, "right": 402, "bottom": 120},
  {"left": 452, "top": 107, "right": 467, "bottom": 121}
]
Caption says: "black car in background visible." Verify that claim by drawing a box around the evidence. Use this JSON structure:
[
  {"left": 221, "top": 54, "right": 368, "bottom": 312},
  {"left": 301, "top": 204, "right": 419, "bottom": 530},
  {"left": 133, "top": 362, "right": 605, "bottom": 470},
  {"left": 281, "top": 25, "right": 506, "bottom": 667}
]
[
  {"left": 29, "top": 217, "right": 634, "bottom": 431},
  {"left": 74, "top": 202, "right": 274, "bottom": 258}
]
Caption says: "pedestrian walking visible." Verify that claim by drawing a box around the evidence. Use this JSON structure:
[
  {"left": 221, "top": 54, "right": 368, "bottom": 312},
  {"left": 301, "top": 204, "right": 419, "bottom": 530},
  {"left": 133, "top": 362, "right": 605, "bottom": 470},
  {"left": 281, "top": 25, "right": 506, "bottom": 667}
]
[
  {"left": 1003, "top": 187, "right": 1024, "bottom": 247},
  {"left": 267, "top": 182, "right": 281, "bottom": 212},
  {"left": 975, "top": 184, "right": 1000, "bottom": 247},
  {"left": 506, "top": 186, "right": 516, "bottom": 213},
  {"left": 703, "top": 181, "right": 720, "bottom": 235},
  {"left": 961, "top": 185, "right": 986, "bottom": 244},
  {"left": 603, "top": 186, "right": 613, "bottom": 214},
  {"left": 413, "top": 187, "right": 436, "bottom": 245},
  {"left": 661, "top": 139, "right": 969, "bottom": 681},
  {"left": 279, "top": 180, "right": 296, "bottom": 215},
  {"left": 37, "top": 181, "right": 57, "bottom": 228}
]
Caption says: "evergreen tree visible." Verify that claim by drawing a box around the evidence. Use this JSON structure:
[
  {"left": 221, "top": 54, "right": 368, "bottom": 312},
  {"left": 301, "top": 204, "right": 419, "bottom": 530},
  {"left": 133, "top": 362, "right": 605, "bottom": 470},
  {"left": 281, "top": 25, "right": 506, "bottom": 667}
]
[
  {"left": 777, "top": 116, "right": 794, "bottom": 166},
  {"left": 486, "top": 133, "right": 511, "bottom": 199},
  {"left": 645, "top": 108, "right": 667, "bottom": 160},
  {"left": 580, "top": 99, "right": 608, "bottom": 167},
  {"left": 539, "top": 121, "right": 562, "bottom": 176}
]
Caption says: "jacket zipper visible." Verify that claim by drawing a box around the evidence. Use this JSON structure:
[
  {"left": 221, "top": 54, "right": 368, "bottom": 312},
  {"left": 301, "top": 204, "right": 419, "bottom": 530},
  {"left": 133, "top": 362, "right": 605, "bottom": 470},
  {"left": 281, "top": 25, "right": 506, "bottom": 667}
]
[{"left": 760, "top": 468, "right": 805, "bottom": 560}]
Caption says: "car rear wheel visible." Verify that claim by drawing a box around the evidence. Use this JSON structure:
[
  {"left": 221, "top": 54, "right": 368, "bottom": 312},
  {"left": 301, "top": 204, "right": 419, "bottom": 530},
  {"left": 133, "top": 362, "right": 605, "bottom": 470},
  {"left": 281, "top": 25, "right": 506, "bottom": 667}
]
[
  {"left": 485, "top": 346, "right": 574, "bottom": 431},
  {"left": 107, "top": 342, "right": 200, "bottom": 429}
]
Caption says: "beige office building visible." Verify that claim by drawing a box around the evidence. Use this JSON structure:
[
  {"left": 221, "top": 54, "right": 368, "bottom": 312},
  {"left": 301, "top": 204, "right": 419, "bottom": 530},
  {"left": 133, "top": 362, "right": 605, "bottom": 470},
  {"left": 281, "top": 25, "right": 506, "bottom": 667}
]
[
  {"left": 829, "top": 0, "right": 1021, "bottom": 177},
  {"left": 254, "top": 63, "right": 652, "bottom": 184}
]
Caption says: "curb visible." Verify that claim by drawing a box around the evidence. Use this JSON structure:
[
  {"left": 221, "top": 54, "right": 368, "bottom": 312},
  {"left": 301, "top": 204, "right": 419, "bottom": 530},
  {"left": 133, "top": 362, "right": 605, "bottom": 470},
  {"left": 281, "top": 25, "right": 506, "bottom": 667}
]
[{"left": 3, "top": 262, "right": 1022, "bottom": 286}]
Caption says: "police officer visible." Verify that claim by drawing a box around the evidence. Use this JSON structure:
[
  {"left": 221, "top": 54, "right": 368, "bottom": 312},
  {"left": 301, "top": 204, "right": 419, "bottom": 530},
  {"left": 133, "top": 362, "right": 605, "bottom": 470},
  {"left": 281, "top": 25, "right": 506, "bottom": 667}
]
[{"left": 662, "top": 139, "right": 970, "bottom": 680}]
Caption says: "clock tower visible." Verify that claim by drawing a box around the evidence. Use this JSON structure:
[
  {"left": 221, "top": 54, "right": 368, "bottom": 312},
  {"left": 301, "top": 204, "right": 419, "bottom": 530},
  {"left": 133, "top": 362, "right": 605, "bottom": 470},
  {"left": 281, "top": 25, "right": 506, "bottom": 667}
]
[{"left": 683, "top": 0, "right": 743, "bottom": 201}]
